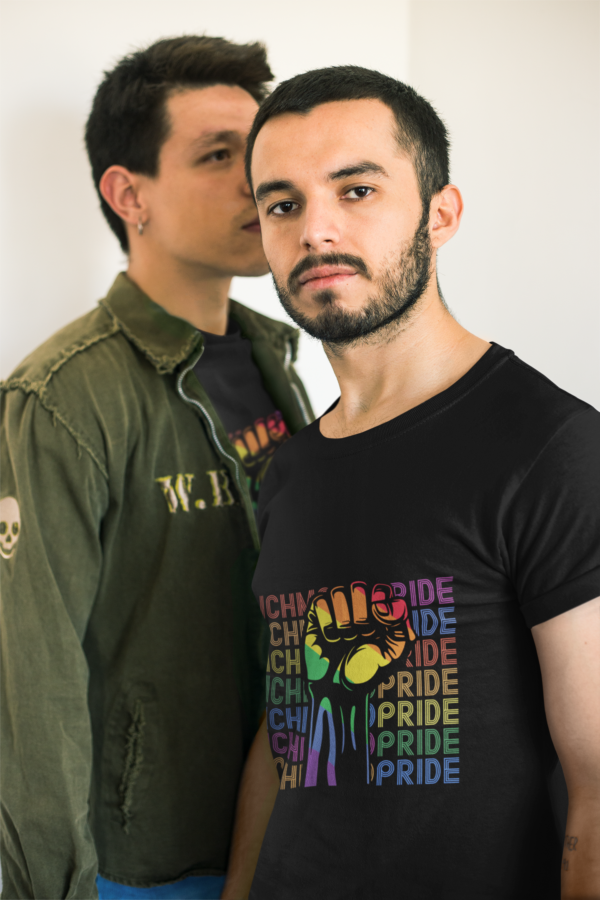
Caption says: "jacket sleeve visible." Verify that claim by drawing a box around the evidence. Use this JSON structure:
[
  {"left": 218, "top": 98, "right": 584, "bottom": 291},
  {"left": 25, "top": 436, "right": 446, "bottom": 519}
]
[{"left": 1, "top": 387, "right": 109, "bottom": 899}]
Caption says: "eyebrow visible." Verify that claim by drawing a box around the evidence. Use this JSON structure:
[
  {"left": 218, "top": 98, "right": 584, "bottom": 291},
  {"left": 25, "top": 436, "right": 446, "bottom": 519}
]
[
  {"left": 329, "top": 161, "right": 389, "bottom": 181},
  {"left": 190, "top": 130, "right": 241, "bottom": 152},
  {"left": 255, "top": 179, "right": 296, "bottom": 202},
  {"left": 255, "top": 161, "right": 389, "bottom": 203}
]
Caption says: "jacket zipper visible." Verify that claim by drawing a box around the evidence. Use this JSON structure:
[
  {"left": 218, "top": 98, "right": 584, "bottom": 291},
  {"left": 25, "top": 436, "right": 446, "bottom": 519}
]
[
  {"left": 177, "top": 337, "right": 309, "bottom": 544},
  {"left": 284, "top": 340, "right": 311, "bottom": 425},
  {"left": 176, "top": 347, "right": 245, "bottom": 500}
]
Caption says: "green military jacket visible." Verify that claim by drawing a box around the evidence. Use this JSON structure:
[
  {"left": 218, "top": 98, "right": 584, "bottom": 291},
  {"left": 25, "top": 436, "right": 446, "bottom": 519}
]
[{"left": 0, "top": 273, "right": 313, "bottom": 899}]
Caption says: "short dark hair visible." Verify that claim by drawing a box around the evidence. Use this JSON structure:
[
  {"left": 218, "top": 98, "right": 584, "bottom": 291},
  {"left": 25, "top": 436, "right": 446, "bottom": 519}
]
[
  {"left": 246, "top": 66, "right": 450, "bottom": 214},
  {"left": 86, "top": 35, "right": 273, "bottom": 252}
]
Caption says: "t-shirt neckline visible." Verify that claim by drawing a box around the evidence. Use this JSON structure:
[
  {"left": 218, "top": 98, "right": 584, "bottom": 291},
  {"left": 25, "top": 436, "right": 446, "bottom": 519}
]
[
  {"left": 200, "top": 317, "right": 242, "bottom": 346},
  {"left": 308, "top": 342, "right": 512, "bottom": 457}
]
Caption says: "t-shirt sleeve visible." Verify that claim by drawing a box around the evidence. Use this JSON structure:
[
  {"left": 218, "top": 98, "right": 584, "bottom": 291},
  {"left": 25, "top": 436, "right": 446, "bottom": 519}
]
[{"left": 503, "top": 405, "right": 600, "bottom": 628}]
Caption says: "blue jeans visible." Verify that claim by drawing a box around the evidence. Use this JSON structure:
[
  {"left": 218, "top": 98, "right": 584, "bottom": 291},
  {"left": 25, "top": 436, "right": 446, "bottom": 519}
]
[{"left": 96, "top": 874, "right": 226, "bottom": 899}]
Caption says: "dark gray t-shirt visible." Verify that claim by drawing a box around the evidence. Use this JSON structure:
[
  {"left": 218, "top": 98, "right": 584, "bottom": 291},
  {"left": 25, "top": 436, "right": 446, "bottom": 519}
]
[
  {"left": 194, "top": 319, "right": 290, "bottom": 513},
  {"left": 250, "top": 343, "right": 600, "bottom": 900}
]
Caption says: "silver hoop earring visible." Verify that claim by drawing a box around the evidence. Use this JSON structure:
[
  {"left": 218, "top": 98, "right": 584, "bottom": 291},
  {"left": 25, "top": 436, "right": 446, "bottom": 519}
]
[{"left": 137, "top": 220, "right": 144, "bottom": 236}]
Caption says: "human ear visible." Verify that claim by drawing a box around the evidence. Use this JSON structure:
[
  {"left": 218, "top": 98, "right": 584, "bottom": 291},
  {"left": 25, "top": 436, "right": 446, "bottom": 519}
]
[
  {"left": 430, "top": 184, "right": 463, "bottom": 249},
  {"left": 99, "top": 166, "right": 147, "bottom": 228}
]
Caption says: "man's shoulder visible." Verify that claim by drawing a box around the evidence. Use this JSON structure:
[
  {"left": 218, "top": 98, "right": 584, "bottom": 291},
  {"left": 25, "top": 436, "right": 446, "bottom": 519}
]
[
  {"left": 2, "top": 303, "right": 123, "bottom": 393},
  {"left": 499, "top": 349, "right": 595, "bottom": 428},
  {"left": 1, "top": 300, "right": 154, "bottom": 470},
  {"left": 477, "top": 346, "right": 599, "bottom": 475}
]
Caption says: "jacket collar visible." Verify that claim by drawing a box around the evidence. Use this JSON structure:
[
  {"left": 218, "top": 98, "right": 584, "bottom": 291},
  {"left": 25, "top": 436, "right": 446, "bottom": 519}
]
[{"left": 100, "top": 272, "right": 299, "bottom": 373}]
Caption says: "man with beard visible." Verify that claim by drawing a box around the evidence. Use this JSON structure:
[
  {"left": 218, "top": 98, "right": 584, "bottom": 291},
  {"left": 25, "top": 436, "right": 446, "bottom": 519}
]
[
  {"left": 1, "top": 37, "right": 312, "bottom": 900},
  {"left": 232, "top": 67, "right": 600, "bottom": 899}
]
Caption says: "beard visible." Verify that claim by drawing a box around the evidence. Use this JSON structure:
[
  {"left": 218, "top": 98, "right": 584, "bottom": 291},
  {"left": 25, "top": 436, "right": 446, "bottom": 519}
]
[{"left": 271, "top": 210, "right": 433, "bottom": 348}]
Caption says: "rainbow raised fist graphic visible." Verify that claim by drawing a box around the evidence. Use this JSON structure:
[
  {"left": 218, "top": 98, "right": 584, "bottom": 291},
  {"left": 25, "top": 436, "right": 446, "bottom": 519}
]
[
  {"left": 304, "top": 582, "right": 416, "bottom": 787},
  {"left": 305, "top": 582, "right": 416, "bottom": 688}
]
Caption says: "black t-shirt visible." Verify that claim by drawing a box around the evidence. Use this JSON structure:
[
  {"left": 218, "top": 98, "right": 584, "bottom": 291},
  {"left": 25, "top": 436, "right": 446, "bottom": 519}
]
[
  {"left": 250, "top": 344, "right": 600, "bottom": 900},
  {"left": 194, "top": 320, "right": 290, "bottom": 512}
]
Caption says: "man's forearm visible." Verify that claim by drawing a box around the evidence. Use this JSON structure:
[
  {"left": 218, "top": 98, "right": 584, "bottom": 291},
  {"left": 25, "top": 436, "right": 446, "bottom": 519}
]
[
  {"left": 221, "top": 716, "right": 279, "bottom": 900},
  {"left": 561, "top": 792, "right": 600, "bottom": 899}
]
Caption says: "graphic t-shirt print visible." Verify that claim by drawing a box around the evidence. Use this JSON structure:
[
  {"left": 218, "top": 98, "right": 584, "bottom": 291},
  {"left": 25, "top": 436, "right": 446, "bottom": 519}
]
[
  {"left": 230, "top": 410, "right": 290, "bottom": 510},
  {"left": 260, "top": 575, "right": 459, "bottom": 789}
]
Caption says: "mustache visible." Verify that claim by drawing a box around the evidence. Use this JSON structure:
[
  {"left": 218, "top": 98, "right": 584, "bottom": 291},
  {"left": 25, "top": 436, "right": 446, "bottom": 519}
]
[{"left": 287, "top": 253, "right": 372, "bottom": 294}]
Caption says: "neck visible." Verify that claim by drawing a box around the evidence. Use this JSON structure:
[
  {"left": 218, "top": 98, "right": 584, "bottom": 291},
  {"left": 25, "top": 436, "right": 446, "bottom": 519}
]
[
  {"left": 320, "top": 282, "right": 490, "bottom": 438},
  {"left": 127, "top": 241, "right": 231, "bottom": 335}
]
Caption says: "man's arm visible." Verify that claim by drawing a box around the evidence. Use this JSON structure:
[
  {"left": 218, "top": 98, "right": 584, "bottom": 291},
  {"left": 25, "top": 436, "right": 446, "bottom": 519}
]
[
  {"left": 221, "top": 716, "right": 279, "bottom": 900},
  {"left": 1, "top": 389, "right": 108, "bottom": 899},
  {"left": 532, "top": 596, "right": 600, "bottom": 900}
]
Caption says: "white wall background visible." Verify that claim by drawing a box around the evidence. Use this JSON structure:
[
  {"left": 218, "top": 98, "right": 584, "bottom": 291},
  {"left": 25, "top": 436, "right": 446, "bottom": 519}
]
[
  {"left": 1, "top": 0, "right": 598, "bottom": 412},
  {"left": 410, "top": 0, "right": 600, "bottom": 409}
]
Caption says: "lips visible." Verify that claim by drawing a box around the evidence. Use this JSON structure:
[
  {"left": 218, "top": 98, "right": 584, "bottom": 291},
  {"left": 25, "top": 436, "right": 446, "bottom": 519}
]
[
  {"left": 298, "top": 265, "right": 357, "bottom": 289},
  {"left": 242, "top": 217, "right": 261, "bottom": 233}
]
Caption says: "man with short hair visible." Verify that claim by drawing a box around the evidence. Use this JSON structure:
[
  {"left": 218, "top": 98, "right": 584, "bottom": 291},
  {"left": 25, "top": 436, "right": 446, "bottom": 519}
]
[
  {"left": 241, "top": 66, "right": 600, "bottom": 898},
  {"left": 1, "top": 36, "right": 311, "bottom": 900}
]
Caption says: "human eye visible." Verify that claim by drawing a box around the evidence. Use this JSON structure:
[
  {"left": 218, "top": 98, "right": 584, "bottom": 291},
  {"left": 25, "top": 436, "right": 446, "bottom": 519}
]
[
  {"left": 200, "top": 147, "right": 231, "bottom": 164},
  {"left": 268, "top": 200, "right": 300, "bottom": 217},
  {"left": 343, "top": 185, "right": 374, "bottom": 200}
]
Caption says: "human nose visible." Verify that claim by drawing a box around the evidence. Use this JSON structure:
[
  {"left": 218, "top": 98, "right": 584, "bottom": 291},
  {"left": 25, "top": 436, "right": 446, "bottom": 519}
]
[{"left": 299, "top": 198, "right": 340, "bottom": 252}]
